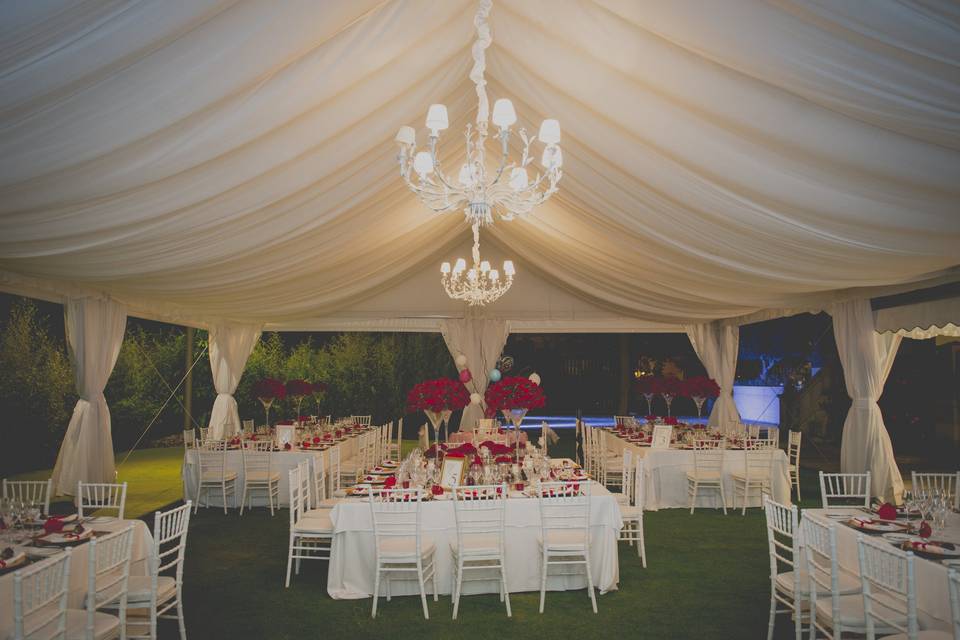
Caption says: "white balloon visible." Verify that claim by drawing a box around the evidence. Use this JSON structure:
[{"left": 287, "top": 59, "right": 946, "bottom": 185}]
[
  {"left": 529, "top": 372, "right": 541, "bottom": 385},
  {"left": 455, "top": 353, "right": 468, "bottom": 368},
  {"left": 470, "top": 393, "right": 482, "bottom": 405}
]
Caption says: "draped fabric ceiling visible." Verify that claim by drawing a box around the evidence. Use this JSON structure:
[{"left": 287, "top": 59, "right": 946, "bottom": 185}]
[{"left": 0, "top": 0, "right": 958, "bottom": 331}]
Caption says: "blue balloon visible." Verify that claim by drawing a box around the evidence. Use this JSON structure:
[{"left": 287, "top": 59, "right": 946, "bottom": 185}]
[{"left": 489, "top": 368, "right": 502, "bottom": 382}]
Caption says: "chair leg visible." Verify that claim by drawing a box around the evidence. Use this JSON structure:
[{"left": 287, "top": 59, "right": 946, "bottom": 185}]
[
  {"left": 689, "top": 482, "right": 697, "bottom": 515},
  {"left": 239, "top": 484, "right": 246, "bottom": 516},
  {"left": 584, "top": 554, "right": 598, "bottom": 614},
  {"left": 176, "top": 590, "right": 186, "bottom": 640},
  {"left": 719, "top": 483, "right": 728, "bottom": 515},
  {"left": 285, "top": 536, "right": 294, "bottom": 588},
  {"left": 539, "top": 553, "right": 548, "bottom": 613},
  {"left": 501, "top": 564, "right": 512, "bottom": 617},
  {"left": 221, "top": 484, "right": 228, "bottom": 515},
  {"left": 767, "top": 585, "right": 777, "bottom": 640},
  {"left": 417, "top": 565, "right": 430, "bottom": 620},
  {"left": 742, "top": 483, "right": 749, "bottom": 516},
  {"left": 452, "top": 561, "right": 463, "bottom": 620},
  {"left": 371, "top": 569, "right": 381, "bottom": 618}
]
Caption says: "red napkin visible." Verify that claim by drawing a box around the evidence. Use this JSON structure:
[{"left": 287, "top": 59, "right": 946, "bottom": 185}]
[
  {"left": 445, "top": 451, "right": 465, "bottom": 459},
  {"left": 877, "top": 503, "right": 898, "bottom": 521},
  {"left": 312, "top": 436, "right": 321, "bottom": 444},
  {"left": 283, "top": 443, "right": 292, "bottom": 450},
  {"left": 918, "top": 521, "right": 932, "bottom": 538},
  {"left": 383, "top": 476, "right": 397, "bottom": 488},
  {"left": 431, "top": 484, "right": 444, "bottom": 496},
  {"left": 43, "top": 517, "right": 66, "bottom": 534}
]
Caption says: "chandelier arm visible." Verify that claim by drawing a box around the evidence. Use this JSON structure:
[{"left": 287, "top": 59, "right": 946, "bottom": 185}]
[{"left": 427, "top": 136, "right": 463, "bottom": 194}]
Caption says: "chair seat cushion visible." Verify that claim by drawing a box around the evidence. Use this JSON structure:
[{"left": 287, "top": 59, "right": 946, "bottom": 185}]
[
  {"left": 201, "top": 471, "right": 237, "bottom": 482},
  {"left": 730, "top": 473, "right": 770, "bottom": 483},
  {"left": 612, "top": 493, "right": 630, "bottom": 505},
  {"left": 244, "top": 471, "right": 280, "bottom": 482},
  {"left": 619, "top": 504, "right": 643, "bottom": 519},
  {"left": 64, "top": 609, "right": 120, "bottom": 640},
  {"left": 295, "top": 511, "right": 334, "bottom": 533},
  {"left": 450, "top": 533, "right": 501, "bottom": 556},
  {"left": 124, "top": 575, "right": 177, "bottom": 604},
  {"left": 814, "top": 594, "right": 905, "bottom": 630},
  {"left": 377, "top": 536, "right": 435, "bottom": 559},
  {"left": 538, "top": 529, "right": 589, "bottom": 551},
  {"left": 775, "top": 568, "right": 859, "bottom": 597}
]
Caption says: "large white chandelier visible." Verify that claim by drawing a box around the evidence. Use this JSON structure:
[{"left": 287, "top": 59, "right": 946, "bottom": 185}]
[
  {"left": 440, "top": 224, "right": 515, "bottom": 306},
  {"left": 394, "top": 0, "right": 562, "bottom": 228}
]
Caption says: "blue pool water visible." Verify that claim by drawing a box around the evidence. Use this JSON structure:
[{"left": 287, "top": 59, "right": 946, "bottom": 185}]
[{"left": 515, "top": 415, "right": 777, "bottom": 430}]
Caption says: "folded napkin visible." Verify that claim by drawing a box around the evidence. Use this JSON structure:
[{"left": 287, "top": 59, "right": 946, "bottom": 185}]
[
  {"left": 383, "top": 476, "right": 397, "bottom": 488},
  {"left": 445, "top": 451, "right": 465, "bottom": 459},
  {"left": 877, "top": 503, "right": 898, "bottom": 521},
  {"left": 43, "top": 517, "right": 66, "bottom": 534},
  {"left": 919, "top": 521, "right": 932, "bottom": 538}
]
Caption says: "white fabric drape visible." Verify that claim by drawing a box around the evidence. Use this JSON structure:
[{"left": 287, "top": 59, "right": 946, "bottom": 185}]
[
  {"left": 50, "top": 298, "right": 126, "bottom": 495},
  {"left": 832, "top": 299, "right": 903, "bottom": 503},
  {"left": 685, "top": 322, "right": 741, "bottom": 434},
  {"left": 207, "top": 324, "right": 262, "bottom": 440},
  {"left": 440, "top": 318, "right": 509, "bottom": 429},
  {"left": 0, "top": 1, "right": 957, "bottom": 329}
]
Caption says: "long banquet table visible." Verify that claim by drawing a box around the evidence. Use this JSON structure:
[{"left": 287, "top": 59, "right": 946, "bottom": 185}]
[
  {"left": 606, "top": 431, "right": 791, "bottom": 510},
  {"left": 801, "top": 508, "right": 959, "bottom": 632},
  {"left": 327, "top": 480, "right": 622, "bottom": 599},
  {"left": 0, "top": 518, "right": 153, "bottom": 639},
  {"left": 181, "top": 433, "right": 361, "bottom": 508}
]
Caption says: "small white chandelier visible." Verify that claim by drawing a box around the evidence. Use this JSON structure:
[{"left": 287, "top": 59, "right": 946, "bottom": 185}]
[
  {"left": 441, "top": 224, "right": 515, "bottom": 306},
  {"left": 394, "top": 0, "right": 562, "bottom": 228}
]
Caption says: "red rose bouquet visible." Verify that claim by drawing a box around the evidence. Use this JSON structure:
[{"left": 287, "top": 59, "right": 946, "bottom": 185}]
[
  {"left": 253, "top": 378, "right": 286, "bottom": 426},
  {"left": 484, "top": 376, "right": 546, "bottom": 412},
  {"left": 406, "top": 378, "right": 470, "bottom": 413},
  {"left": 681, "top": 376, "right": 720, "bottom": 417}
]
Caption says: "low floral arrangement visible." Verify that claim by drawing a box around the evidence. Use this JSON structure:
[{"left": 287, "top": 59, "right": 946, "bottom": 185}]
[
  {"left": 484, "top": 376, "right": 546, "bottom": 414},
  {"left": 253, "top": 378, "right": 286, "bottom": 401},
  {"left": 406, "top": 378, "right": 470, "bottom": 413}
]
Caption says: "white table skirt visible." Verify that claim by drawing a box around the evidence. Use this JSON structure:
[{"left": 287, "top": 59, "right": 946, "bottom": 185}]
[
  {"left": 607, "top": 435, "right": 791, "bottom": 510},
  {"left": 327, "top": 483, "right": 622, "bottom": 599},
  {"left": 0, "top": 519, "right": 152, "bottom": 640},
  {"left": 182, "top": 435, "right": 360, "bottom": 508},
  {"left": 801, "top": 509, "right": 959, "bottom": 632}
]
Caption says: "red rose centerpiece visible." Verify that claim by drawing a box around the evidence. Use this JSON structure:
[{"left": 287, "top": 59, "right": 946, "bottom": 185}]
[
  {"left": 253, "top": 378, "right": 286, "bottom": 427},
  {"left": 310, "top": 381, "right": 328, "bottom": 418},
  {"left": 407, "top": 378, "right": 470, "bottom": 444},
  {"left": 484, "top": 376, "right": 546, "bottom": 461},
  {"left": 285, "top": 379, "right": 313, "bottom": 422},
  {"left": 681, "top": 376, "right": 720, "bottom": 417}
]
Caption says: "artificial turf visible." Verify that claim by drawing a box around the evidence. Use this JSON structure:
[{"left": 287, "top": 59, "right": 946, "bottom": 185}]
[{"left": 12, "top": 438, "right": 825, "bottom": 639}]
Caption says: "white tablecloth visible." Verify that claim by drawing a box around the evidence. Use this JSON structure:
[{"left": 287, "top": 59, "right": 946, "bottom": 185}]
[
  {"left": 182, "top": 435, "right": 360, "bottom": 508},
  {"left": 607, "top": 434, "right": 791, "bottom": 510},
  {"left": 447, "top": 431, "right": 528, "bottom": 445},
  {"left": 326, "top": 482, "right": 622, "bottom": 599},
  {"left": 0, "top": 519, "right": 152, "bottom": 640},
  {"left": 801, "top": 509, "right": 959, "bottom": 632}
]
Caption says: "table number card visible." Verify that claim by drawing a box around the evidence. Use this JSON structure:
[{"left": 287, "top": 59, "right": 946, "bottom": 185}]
[
  {"left": 651, "top": 425, "right": 673, "bottom": 449},
  {"left": 275, "top": 425, "right": 296, "bottom": 448},
  {"left": 439, "top": 458, "right": 466, "bottom": 488}
]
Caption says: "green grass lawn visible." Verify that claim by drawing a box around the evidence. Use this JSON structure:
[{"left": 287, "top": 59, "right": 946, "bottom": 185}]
[{"left": 12, "top": 437, "right": 828, "bottom": 639}]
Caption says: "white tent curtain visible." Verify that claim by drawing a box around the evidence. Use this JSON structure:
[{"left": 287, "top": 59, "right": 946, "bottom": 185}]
[
  {"left": 50, "top": 297, "right": 127, "bottom": 495},
  {"left": 685, "top": 321, "right": 741, "bottom": 434},
  {"left": 832, "top": 298, "right": 903, "bottom": 503},
  {"left": 207, "top": 324, "right": 262, "bottom": 440},
  {"left": 440, "top": 318, "right": 509, "bottom": 430}
]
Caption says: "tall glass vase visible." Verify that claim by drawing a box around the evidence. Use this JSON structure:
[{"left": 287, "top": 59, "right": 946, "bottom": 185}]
[
  {"left": 693, "top": 396, "right": 705, "bottom": 418},
  {"left": 424, "top": 410, "right": 443, "bottom": 449},
  {"left": 502, "top": 408, "right": 528, "bottom": 463},
  {"left": 643, "top": 393, "right": 654, "bottom": 416},
  {"left": 440, "top": 409, "right": 453, "bottom": 443},
  {"left": 662, "top": 393, "right": 674, "bottom": 417},
  {"left": 258, "top": 397, "right": 274, "bottom": 429}
]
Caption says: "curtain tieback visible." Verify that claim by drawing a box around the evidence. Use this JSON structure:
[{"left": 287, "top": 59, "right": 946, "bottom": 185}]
[{"left": 851, "top": 397, "right": 876, "bottom": 409}]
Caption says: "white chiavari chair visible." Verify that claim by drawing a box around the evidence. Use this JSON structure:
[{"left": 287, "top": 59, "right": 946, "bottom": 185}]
[
  {"left": 609, "top": 449, "right": 632, "bottom": 506},
  {"left": 804, "top": 515, "right": 874, "bottom": 639},
  {"left": 240, "top": 440, "right": 279, "bottom": 516},
  {"left": 911, "top": 471, "right": 959, "bottom": 510},
  {"left": 820, "top": 471, "right": 871, "bottom": 511},
  {"left": 352, "top": 415, "right": 373, "bottom": 427},
  {"left": 67, "top": 525, "right": 134, "bottom": 640},
  {"left": 619, "top": 458, "right": 646, "bottom": 566},
  {"left": 181, "top": 430, "right": 196, "bottom": 452},
  {"left": 732, "top": 448, "right": 775, "bottom": 515},
  {"left": 591, "top": 427, "right": 605, "bottom": 480},
  {"left": 369, "top": 488, "right": 437, "bottom": 619},
  {"left": 788, "top": 431, "right": 802, "bottom": 502},
  {"left": 614, "top": 415, "right": 630, "bottom": 428},
  {"left": 384, "top": 421, "right": 398, "bottom": 462},
  {"left": 856, "top": 534, "right": 919, "bottom": 640},
  {"left": 116, "top": 502, "right": 191, "bottom": 640},
  {"left": 308, "top": 453, "right": 337, "bottom": 509},
  {"left": 3, "top": 479, "right": 52, "bottom": 517},
  {"left": 340, "top": 432, "right": 368, "bottom": 485},
  {"left": 197, "top": 427, "right": 208, "bottom": 443},
  {"left": 329, "top": 445, "right": 346, "bottom": 498},
  {"left": 285, "top": 466, "right": 333, "bottom": 588},
  {"left": 194, "top": 442, "right": 237, "bottom": 514},
  {"left": 687, "top": 439, "right": 727, "bottom": 515},
  {"left": 77, "top": 482, "right": 127, "bottom": 521},
  {"left": 537, "top": 480, "right": 597, "bottom": 614},
  {"left": 763, "top": 498, "right": 807, "bottom": 640},
  {"left": 13, "top": 549, "right": 72, "bottom": 640},
  {"left": 450, "top": 484, "right": 511, "bottom": 619},
  {"left": 602, "top": 430, "right": 624, "bottom": 489},
  {"left": 748, "top": 424, "right": 761, "bottom": 439},
  {"left": 580, "top": 423, "right": 592, "bottom": 475}
]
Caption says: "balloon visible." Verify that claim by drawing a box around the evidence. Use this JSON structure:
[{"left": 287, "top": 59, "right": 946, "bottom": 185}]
[
  {"left": 458, "top": 369, "right": 472, "bottom": 383},
  {"left": 455, "top": 353, "right": 468, "bottom": 368},
  {"left": 529, "top": 372, "right": 541, "bottom": 385},
  {"left": 470, "top": 393, "right": 482, "bottom": 405},
  {"left": 489, "top": 368, "right": 502, "bottom": 382}
]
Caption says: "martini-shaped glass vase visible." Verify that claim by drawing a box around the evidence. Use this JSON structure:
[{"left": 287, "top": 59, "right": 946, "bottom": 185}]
[{"left": 502, "top": 408, "right": 528, "bottom": 463}]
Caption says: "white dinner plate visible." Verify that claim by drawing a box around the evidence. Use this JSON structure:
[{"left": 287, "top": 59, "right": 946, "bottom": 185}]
[
  {"left": 882, "top": 533, "right": 918, "bottom": 544},
  {"left": 85, "top": 516, "right": 116, "bottom": 524}
]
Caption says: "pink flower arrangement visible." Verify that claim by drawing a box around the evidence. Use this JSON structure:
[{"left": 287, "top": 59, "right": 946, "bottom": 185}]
[{"left": 406, "top": 378, "right": 470, "bottom": 413}]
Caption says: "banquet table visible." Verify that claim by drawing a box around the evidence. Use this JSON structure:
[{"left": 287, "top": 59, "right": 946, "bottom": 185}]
[
  {"left": 326, "top": 480, "right": 622, "bottom": 599},
  {"left": 181, "top": 433, "right": 361, "bottom": 508},
  {"left": 606, "top": 432, "right": 791, "bottom": 510},
  {"left": 0, "top": 518, "right": 153, "bottom": 639},
  {"left": 447, "top": 430, "right": 528, "bottom": 445},
  {"left": 801, "top": 509, "right": 959, "bottom": 632}
]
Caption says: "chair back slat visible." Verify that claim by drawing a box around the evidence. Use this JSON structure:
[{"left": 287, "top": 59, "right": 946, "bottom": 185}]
[
  {"left": 77, "top": 481, "right": 127, "bottom": 519},
  {"left": 3, "top": 479, "right": 52, "bottom": 516},
  {"left": 87, "top": 525, "right": 134, "bottom": 612},
  {"left": 452, "top": 484, "right": 507, "bottom": 555},
  {"left": 13, "top": 549, "right": 71, "bottom": 639},
  {"left": 537, "top": 480, "right": 591, "bottom": 534},
  {"left": 369, "top": 488, "right": 426, "bottom": 557},
  {"left": 857, "top": 534, "right": 917, "bottom": 638},
  {"left": 153, "top": 502, "right": 191, "bottom": 578},
  {"left": 819, "top": 471, "right": 871, "bottom": 509}
]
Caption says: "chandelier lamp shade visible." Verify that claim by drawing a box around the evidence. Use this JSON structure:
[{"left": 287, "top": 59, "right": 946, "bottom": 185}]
[
  {"left": 394, "top": 0, "right": 562, "bottom": 228},
  {"left": 440, "top": 224, "right": 515, "bottom": 306}
]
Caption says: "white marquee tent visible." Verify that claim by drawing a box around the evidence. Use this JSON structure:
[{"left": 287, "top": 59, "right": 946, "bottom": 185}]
[{"left": 0, "top": 1, "right": 958, "bottom": 500}]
